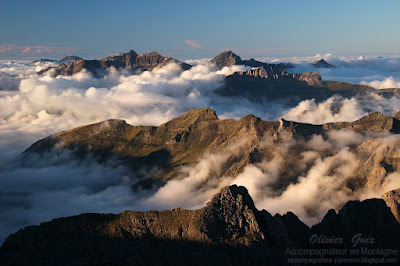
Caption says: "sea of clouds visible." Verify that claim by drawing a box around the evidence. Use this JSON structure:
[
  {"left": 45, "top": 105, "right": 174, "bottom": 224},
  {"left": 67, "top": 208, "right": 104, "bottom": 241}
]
[
  {"left": 1, "top": 54, "right": 400, "bottom": 243},
  {"left": 261, "top": 53, "right": 400, "bottom": 88}
]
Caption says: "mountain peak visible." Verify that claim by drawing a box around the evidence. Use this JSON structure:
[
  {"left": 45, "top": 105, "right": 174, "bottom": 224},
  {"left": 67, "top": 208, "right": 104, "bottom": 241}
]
[
  {"left": 195, "top": 107, "right": 219, "bottom": 120},
  {"left": 201, "top": 185, "right": 263, "bottom": 244},
  {"left": 393, "top": 111, "right": 400, "bottom": 120},
  {"left": 312, "top": 59, "right": 334, "bottom": 68},
  {"left": 162, "top": 108, "right": 219, "bottom": 128},
  {"left": 312, "top": 198, "right": 400, "bottom": 244},
  {"left": 210, "top": 51, "right": 243, "bottom": 66},
  {"left": 206, "top": 185, "right": 256, "bottom": 211},
  {"left": 59, "top": 55, "right": 83, "bottom": 63}
]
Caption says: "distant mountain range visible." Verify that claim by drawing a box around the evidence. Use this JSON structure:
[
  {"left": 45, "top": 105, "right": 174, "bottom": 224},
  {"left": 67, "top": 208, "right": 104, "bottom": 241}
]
[
  {"left": 1, "top": 185, "right": 399, "bottom": 265},
  {"left": 36, "top": 50, "right": 293, "bottom": 77},
  {"left": 31, "top": 55, "right": 83, "bottom": 64},
  {"left": 35, "top": 49, "right": 391, "bottom": 103},
  {"left": 37, "top": 50, "right": 190, "bottom": 77},
  {"left": 210, "top": 52, "right": 374, "bottom": 102}
]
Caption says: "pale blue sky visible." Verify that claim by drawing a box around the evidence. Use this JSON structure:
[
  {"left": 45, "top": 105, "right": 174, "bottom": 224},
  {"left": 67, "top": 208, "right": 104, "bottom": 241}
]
[{"left": 1, "top": 0, "right": 399, "bottom": 59}]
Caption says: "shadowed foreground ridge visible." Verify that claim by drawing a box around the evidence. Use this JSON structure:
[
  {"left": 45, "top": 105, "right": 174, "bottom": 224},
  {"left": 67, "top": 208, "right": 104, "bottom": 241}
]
[{"left": 1, "top": 185, "right": 399, "bottom": 265}]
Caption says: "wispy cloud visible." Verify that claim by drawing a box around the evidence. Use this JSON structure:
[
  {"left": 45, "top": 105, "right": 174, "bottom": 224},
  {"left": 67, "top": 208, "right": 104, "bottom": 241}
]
[
  {"left": 184, "top": 40, "right": 201, "bottom": 49},
  {"left": 0, "top": 44, "right": 77, "bottom": 59},
  {"left": 22, "top": 46, "right": 31, "bottom": 53}
]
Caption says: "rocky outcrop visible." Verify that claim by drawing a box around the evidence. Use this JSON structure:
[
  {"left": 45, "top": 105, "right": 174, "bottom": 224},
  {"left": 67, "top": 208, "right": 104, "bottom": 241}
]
[
  {"left": 312, "top": 59, "right": 335, "bottom": 68},
  {"left": 1, "top": 185, "right": 399, "bottom": 265},
  {"left": 383, "top": 188, "right": 400, "bottom": 223},
  {"left": 233, "top": 66, "right": 287, "bottom": 79},
  {"left": 292, "top": 71, "right": 322, "bottom": 85},
  {"left": 38, "top": 50, "right": 191, "bottom": 77},
  {"left": 324, "top": 112, "right": 400, "bottom": 133},
  {"left": 231, "top": 67, "right": 322, "bottom": 86}
]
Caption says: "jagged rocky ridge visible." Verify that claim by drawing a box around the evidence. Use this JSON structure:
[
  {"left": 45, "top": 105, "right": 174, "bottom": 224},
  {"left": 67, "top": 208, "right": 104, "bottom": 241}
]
[
  {"left": 24, "top": 108, "right": 400, "bottom": 194},
  {"left": 209, "top": 51, "right": 377, "bottom": 102},
  {"left": 35, "top": 50, "right": 386, "bottom": 103},
  {"left": 1, "top": 185, "right": 399, "bottom": 265},
  {"left": 37, "top": 50, "right": 191, "bottom": 77},
  {"left": 221, "top": 68, "right": 375, "bottom": 103}
]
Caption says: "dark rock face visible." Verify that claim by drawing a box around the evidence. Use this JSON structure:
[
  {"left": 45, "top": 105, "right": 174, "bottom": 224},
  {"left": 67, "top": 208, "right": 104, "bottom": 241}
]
[
  {"left": 38, "top": 50, "right": 191, "bottom": 77},
  {"left": 200, "top": 186, "right": 268, "bottom": 245},
  {"left": 312, "top": 59, "right": 335, "bottom": 68},
  {"left": 1, "top": 185, "right": 399, "bottom": 265},
  {"left": 324, "top": 111, "right": 400, "bottom": 133},
  {"left": 312, "top": 199, "right": 400, "bottom": 248}
]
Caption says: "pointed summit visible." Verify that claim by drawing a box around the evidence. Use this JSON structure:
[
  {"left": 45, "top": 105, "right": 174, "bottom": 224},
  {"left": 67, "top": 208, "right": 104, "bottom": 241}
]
[
  {"left": 205, "top": 185, "right": 256, "bottom": 211},
  {"left": 59, "top": 55, "right": 83, "bottom": 63},
  {"left": 393, "top": 111, "right": 400, "bottom": 120},
  {"left": 312, "top": 59, "right": 334, "bottom": 68},
  {"left": 162, "top": 108, "right": 219, "bottom": 128},
  {"left": 201, "top": 185, "right": 266, "bottom": 244},
  {"left": 210, "top": 51, "right": 243, "bottom": 66}
]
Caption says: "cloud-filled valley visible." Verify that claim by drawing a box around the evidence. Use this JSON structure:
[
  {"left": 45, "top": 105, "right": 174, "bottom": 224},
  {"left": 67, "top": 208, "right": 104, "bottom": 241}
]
[{"left": 1, "top": 54, "right": 400, "bottom": 244}]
